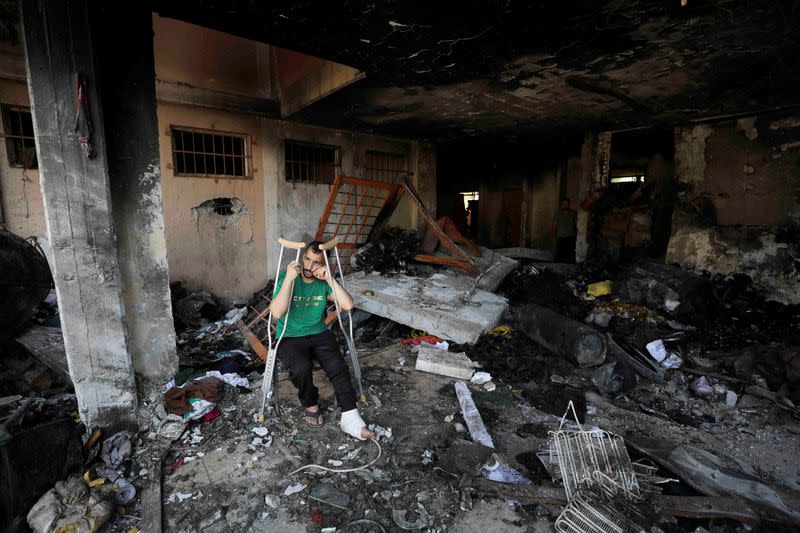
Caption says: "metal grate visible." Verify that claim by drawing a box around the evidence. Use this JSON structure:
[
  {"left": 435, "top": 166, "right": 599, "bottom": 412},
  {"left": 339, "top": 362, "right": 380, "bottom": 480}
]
[
  {"left": 365, "top": 150, "right": 411, "bottom": 184},
  {"left": 285, "top": 140, "right": 340, "bottom": 184},
  {"left": 556, "top": 487, "right": 658, "bottom": 533},
  {"left": 550, "top": 429, "right": 640, "bottom": 500},
  {"left": 2, "top": 105, "right": 37, "bottom": 169},
  {"left": 170, "top": 126, "right": 250, "bottom": 179},
  {"left": 544, "top": 402, "right": 662, "bottom": 533}
]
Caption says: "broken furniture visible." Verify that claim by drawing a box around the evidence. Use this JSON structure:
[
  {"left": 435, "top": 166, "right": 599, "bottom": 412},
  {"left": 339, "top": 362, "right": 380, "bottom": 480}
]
[
  {"left": 316, "top": 175, "right": 405, "bottom": 274},
  {"left": 315, "top": 175, "right": 481, "bottom": 275}
]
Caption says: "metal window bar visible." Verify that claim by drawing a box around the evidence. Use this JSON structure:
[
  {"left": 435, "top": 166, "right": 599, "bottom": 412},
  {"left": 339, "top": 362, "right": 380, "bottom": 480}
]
[
  {"left": 285, "top": 140, "right": 340, "bottom": 184},
  {"left": 170, "top": 126, "right": 250, "bottom": 179},
  {"left": 365, "top": 150, "right": 411, "bottom": 184},
  {"left": 1, "top": 106, "right": 38, "bottom": 169}
]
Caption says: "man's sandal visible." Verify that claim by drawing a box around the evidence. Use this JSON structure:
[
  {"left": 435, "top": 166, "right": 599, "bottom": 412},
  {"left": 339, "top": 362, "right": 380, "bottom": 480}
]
[{"left": 304, "top": 409, "right": 323, "bottom": 427}]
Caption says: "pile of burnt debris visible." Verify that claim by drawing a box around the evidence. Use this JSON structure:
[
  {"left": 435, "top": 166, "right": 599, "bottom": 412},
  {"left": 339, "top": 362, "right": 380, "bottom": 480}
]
[
  {"left": 486, "top": 259, "right": 800, "bottom": 407},
  {"left": 5, "top": 247, "right": 800, "bottom": 532},
  {"left": 152, "top": 254, "right": 799, "bottom": 532}
]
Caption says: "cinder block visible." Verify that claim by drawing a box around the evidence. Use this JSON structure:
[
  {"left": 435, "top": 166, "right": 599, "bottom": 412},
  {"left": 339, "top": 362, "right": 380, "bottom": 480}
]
[{"left": 415, "top": 346, "right": 478, "bottom": 380}]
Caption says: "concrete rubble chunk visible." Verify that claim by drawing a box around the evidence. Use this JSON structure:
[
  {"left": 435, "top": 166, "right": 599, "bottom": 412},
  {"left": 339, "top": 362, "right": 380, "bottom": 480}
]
[
  {"left": 415, "top": 346, "right": 478, "bottom": 380},
  {"left": 345, "top": 272, "right": 508, "bottom": 344}
]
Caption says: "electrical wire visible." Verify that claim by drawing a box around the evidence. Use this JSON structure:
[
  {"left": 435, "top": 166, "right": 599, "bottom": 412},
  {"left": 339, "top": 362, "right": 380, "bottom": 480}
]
[{"left": 287, "top": 437, "right": 381, "bottom": 476}]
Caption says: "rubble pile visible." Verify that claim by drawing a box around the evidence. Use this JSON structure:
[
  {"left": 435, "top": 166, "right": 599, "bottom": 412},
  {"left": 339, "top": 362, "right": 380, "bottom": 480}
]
[
  {"left": 494, "top": 260, "right": 800, "bottom": 404},
  {"left": 7, "top": 254, "right": 799, "bottom": 532}
]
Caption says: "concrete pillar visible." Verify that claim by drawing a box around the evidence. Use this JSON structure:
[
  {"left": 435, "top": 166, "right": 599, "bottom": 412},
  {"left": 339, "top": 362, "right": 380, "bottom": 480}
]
[
  {"left": 92, "top": 4, "right": 177, "bottom": 381},
  {"left": 575, "top": 132, "right": 612, "bottom": 262},
  {"left": 20, "top": 0, "right": 176, "bottom": 429},
  {"left": 575, "top": 133, "right": 595, "bottom": 262}
]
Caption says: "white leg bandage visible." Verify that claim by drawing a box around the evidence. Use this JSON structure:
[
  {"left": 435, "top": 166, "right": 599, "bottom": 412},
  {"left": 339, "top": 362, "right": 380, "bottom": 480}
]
[{"left": 339, "top": 409, "right": 367, "bottom": 440}]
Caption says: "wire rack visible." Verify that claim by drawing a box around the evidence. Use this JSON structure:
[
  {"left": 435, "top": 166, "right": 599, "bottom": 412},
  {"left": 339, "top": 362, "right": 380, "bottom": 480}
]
[
  {"left": 548, "top": 403, "right": 640, "bottom": 501},
  {"left": 544, "top": 402, "right": 661, "bottom": 533},
  {"left": 555, "top": 486, "right": 658, "bottom": 533},
  {"left": 550, "top": 428, "right": 640, "bottom": 500}
]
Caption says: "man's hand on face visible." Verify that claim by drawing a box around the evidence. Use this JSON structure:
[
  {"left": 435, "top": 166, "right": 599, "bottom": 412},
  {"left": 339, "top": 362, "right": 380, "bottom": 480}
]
[
  {"left": 312, "top": 266, "right": 329, "bottom": 281},
  {"left": 286, "top": 260, "right": 301, "bottom": 281}
]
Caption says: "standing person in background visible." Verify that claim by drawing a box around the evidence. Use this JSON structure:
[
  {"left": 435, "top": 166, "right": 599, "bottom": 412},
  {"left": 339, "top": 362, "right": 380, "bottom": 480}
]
[{"left": 551, "top": 198, "right": 578, "bottom": 263}]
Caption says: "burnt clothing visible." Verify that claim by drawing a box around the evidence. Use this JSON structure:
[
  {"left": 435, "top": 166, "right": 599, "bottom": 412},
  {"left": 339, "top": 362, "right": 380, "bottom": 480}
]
[{"left": 277, "top": 329, "right": 357, "bottom": 412}]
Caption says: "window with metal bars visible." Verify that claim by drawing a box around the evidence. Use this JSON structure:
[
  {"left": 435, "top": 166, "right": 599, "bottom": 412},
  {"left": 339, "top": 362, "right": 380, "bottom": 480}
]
[
  {"left": 170, "top": 126, "right": 250, "bottom": 179},
  {"left": 2, "top": 105, "right": 37, "bottom": 169},
  {"left": 284, "top": 140, "right": 340, "bottom": 184},
  {"left": 364, "top": 150, "right": 410, "bottom": 183}
]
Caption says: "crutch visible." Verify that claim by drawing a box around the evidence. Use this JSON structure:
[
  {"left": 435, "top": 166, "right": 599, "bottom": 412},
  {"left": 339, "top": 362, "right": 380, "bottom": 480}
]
[
  {"left": 258, "top": 238, "right": 306, "bottom": 424},
  {"left": 319, "top": 237, "right": 367, "bottom": 403}
]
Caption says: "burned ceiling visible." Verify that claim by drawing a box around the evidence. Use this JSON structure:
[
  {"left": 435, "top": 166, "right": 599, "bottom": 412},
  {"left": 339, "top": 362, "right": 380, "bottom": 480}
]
[{"left": 157, "top": 1, "right": 798, "bottom": 139}]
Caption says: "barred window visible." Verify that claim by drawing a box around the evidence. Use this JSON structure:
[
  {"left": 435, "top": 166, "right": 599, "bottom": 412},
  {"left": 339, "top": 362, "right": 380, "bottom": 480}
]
[
  {"left": 2, "top": 105, "right": 37, "bottom": 169},
  {"left": 284, "top": 140, "right": 340, "bottom": 184},
  {"left": 365, "top": 150, "right": 410, "bottom": 183},
  {"left": 171, "top": 126, "right": 250, "bottom": 179}
]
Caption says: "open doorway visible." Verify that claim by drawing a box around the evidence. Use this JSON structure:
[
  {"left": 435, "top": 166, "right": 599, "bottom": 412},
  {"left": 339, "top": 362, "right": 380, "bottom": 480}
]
[
  {"left": 601, "top": 128, "right": 675, "bottom": 261},
  {"left": 460, "top": 191, "right": 479, "bottom": 238}
]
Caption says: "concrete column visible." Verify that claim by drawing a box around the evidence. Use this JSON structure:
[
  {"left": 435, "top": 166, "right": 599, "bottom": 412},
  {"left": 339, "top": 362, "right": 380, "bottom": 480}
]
[
  {"left": 92, "top": 4, "right": 177, "bottom": 381},
  {"left": 575, "top": 132, "right": 612, "bottom": 262},
  {"left": 415, "top": 140, "right": 437, "bottom": 231},
  {"left": 20, "top": 0, "right": 176, "bottom": 428},
  {"left": 575, "top": 132, "right": 595, "bottom": 262}
]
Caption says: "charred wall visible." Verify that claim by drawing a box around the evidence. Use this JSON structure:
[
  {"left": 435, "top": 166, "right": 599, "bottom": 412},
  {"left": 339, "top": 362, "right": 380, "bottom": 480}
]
[{"left": 669, "top": 112, "right": 800, "bottom": 303}]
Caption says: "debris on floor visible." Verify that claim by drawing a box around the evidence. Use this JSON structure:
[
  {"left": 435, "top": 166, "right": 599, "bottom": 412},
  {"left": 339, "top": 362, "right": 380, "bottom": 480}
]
[{"left": 7, "top": 251, "right": 800, "bottom": 532}]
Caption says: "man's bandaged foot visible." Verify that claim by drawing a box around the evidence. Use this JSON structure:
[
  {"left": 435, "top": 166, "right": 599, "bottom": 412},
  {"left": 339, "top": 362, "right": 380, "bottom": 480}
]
[{"left": 340, "top": 409, "right": 367, "bottom": 440}]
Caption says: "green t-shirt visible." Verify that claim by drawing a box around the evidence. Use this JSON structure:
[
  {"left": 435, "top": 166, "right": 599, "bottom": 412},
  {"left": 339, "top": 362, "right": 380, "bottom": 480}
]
[{"left": 274, "top": 269, "right": 332, "bottom": 338}]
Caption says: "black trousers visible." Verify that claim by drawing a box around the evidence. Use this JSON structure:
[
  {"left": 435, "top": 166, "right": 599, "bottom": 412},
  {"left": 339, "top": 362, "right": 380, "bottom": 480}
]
[
  {"left": 555, "top": 236, "right": 577, "bottom": 263},
  {"left": 277, "top": 329, "right": 357, "bottom": 412}
]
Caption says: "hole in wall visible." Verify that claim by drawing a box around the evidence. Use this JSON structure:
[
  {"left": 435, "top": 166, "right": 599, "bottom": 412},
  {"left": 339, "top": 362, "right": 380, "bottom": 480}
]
[
  {"left": 193, "top": 197, "right": 244, "bottom": 218},
  {"left": 211, "top": 197, "right": 234, "bottom": 216},
  {"left": 190, "top": 197, "right": 254, "bottom": 245}
]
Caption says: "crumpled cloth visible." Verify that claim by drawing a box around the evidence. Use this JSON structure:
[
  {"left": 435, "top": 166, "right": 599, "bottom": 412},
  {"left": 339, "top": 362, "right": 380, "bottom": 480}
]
[
  {"left": 100, "top": 431, "right": 132, "bottom": 470},
  {"left": 165, "top": 377, "right": 223, "bottom": 416},
  {"left": 202, "top": 370, "right": 249, "bottom": 388}
]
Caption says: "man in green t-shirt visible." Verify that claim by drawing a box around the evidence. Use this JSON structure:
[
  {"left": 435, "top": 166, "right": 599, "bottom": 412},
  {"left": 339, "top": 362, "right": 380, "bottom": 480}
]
[{"left": 270, "top": 241, "right": 375, "bottom": 440}]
